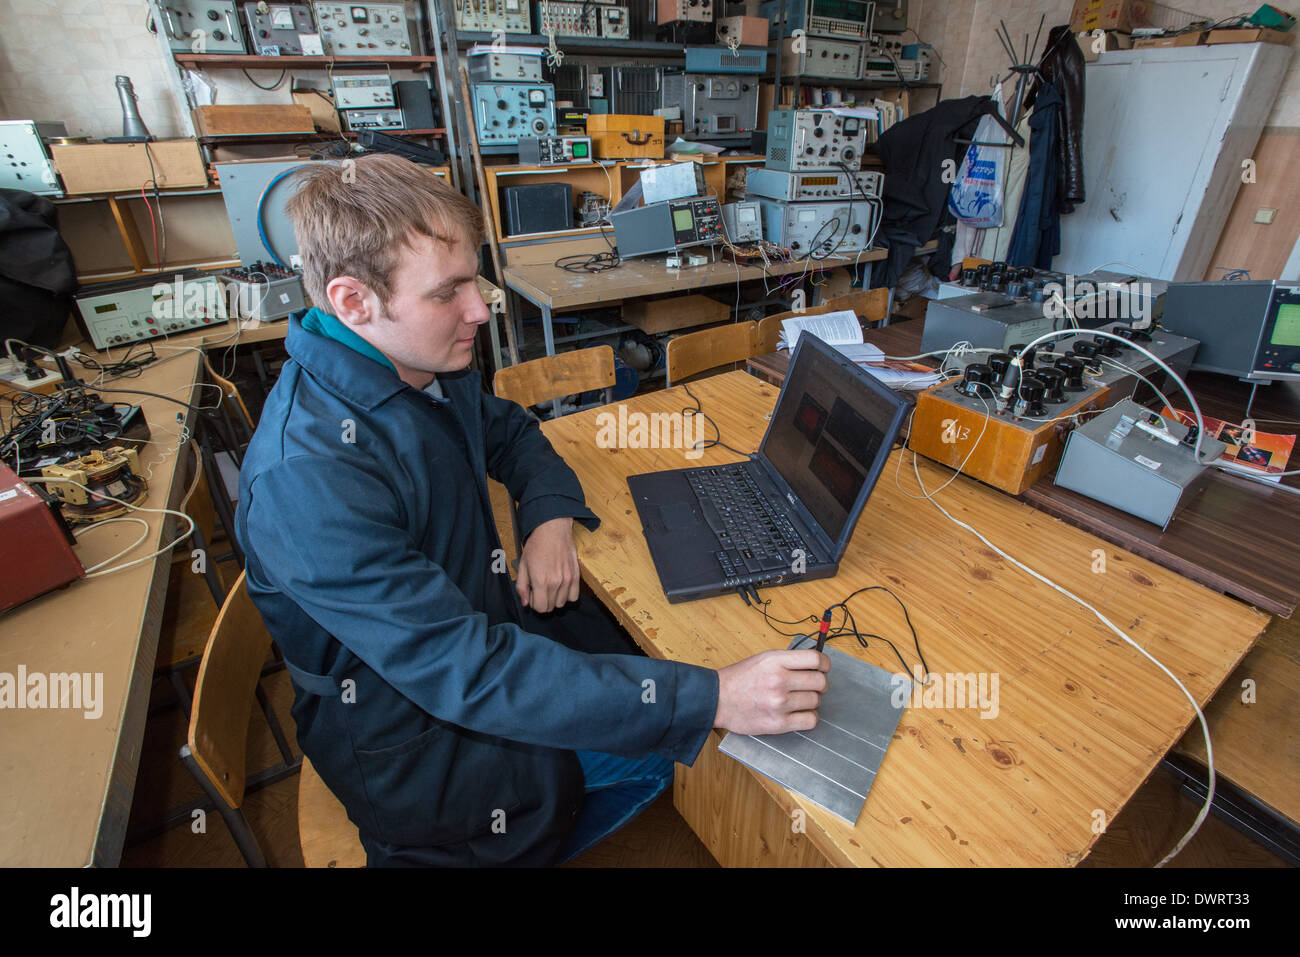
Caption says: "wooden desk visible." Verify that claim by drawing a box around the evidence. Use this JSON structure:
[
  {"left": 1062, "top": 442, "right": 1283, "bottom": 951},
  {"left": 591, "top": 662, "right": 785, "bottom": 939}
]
[
  {"left": 1, "top": 353, "right": 203, "bottom": 866},
  {"left": 502, "top": 244, "right": 940, "bottom": 360},
  {"left": 542, "top": 371, "right": 1270, "bottom": 866},
  {"left": 748, "top": 320, "right": 1300, "bottom": 618}
]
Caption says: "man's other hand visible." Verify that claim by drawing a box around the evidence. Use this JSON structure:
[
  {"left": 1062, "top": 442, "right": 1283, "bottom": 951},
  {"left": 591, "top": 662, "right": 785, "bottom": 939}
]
[
  {"left": 714, "top": 649, "right": 830, "bottom": 735},
  {"left": 517, "top": 516, "right": 580, "bottom": 614}
]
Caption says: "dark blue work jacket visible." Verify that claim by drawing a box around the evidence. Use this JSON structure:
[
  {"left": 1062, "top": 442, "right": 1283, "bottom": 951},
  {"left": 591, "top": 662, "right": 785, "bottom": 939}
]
[{"left": 235, "top": 313, "right": 718, "bottom": 865}]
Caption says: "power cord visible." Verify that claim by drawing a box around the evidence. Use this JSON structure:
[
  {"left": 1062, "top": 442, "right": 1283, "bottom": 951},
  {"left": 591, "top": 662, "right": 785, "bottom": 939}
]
[{"left": 680, "top": 382, "right": 752, "bottom": 456}]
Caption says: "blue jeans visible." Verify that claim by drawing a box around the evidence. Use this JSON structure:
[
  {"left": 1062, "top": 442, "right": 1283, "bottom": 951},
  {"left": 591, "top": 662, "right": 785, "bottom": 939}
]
[{"left": 557, "top": 750, "right": 675, "bottom": 863}]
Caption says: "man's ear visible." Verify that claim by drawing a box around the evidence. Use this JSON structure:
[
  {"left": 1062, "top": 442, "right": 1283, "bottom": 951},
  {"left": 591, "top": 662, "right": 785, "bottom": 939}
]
[{"left": 325, "top": 276, "right": 379, "bottom": 327}]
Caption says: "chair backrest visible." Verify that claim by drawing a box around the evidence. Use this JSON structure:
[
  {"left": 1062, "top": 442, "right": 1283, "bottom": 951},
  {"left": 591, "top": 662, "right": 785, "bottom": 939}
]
[
  {"left": 493, "top": 345, "right": 616, "bottom": 410},
  {"left": 665, "top": 321, "right": 757, "bottom": 387},
  {"left": 753, "top": 288, "right": 892, "bottom": 355},
  {"left": 203, "top": 353, "right": 255, "bottom": 437},
  {"left": 298, "top": 756, "right": 366, "bottom": 868},
  {"left": 187, "top": 570, "right": 273, "bottom": 809},
  {"left": 176, "top": 441, "right": 218, "bottom": 555}
]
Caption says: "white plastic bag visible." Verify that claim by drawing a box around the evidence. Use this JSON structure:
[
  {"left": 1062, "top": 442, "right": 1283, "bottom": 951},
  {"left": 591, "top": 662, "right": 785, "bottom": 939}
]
[{"left": 948, "top": 85, "right": 1009, "bottom": 228}]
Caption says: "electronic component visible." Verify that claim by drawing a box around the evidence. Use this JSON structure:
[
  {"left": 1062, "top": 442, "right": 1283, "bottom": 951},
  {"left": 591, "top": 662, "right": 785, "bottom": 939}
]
[
  {"left": 546, "top": 62, "right": 589, "bottom": 109},
  {"left": 760, "top": 0, "right": 875, "bottom": 39},
  {"left": 611, "top": 196, "right": 723, "bottom": 258},
  {"left": 356, "top": 128, "right": 446, "bottom": 165},
  {"left": 780, "top": 35, "right": 865, "bottom": 79},
  {"left": 657, "top": 0, "right": 715, "bottom": 24},
  {"left": 754, "top": 197, "right": 879, "bottom": 255},
  {"left": 218, "top": 262, "right": 306, "bottom": 321},
  {"left": 41, "top": 447, "right": 149, "bottom": 525},
  {"left": 471, "top": 82, "right": 557, "bottom": 146},
  {"left": 503, "top": 182, "right": 573, "bottom": 236},
  {"left": 1055, "top": 399, "right": 1229, "bottom": 528},
  {"left": 0, "top": 121, "right": 61, "bottom": 197},
  {"left": 393, "top": 79, "right": 440, "bottom": 129},
  {"left": 1160, "top": 280, "right": 1300, "bottom": 382},
  {"left": 341, "top": 108, "right": 405, "bottom": 130},
  {"left": 716, "top": 15, "right": 769, "bottom": 46},
  {"left": 599, "top": 5, "right": 631, "bottom": 38},
  {"left": 517, "top": 135, "right": 593, "bottom": 165},
  {"left": 453, "top": 0, "right": 531, "bottom": 33},
  {"left": 660, "top": 73, "right": 760, "bottom": 140},
  {"left": 73, "top": 269, "right": 230, "bottom": 350},
  {"left": 765, "top": 108, "right": 869, "bottom": 172},
  {"left": 330, "top": 73, "right": 396, "bottom": 109},
  {"left": 744, "top": 167, "right": 882, "bottom": 201},
  {"left": 601, "top": 66, "right": 664, "bottom": 116},
  {"left": 874, "top": 0, "right": 908, "bottom": 32},
  {"left": 684, "top": 46, "right": 768, "bottom": 74},
  {"left": 0, "top": 464, "right": 83, "bottom": 612},
  {"left": 467, "top": 48, "right": 544, "bottom": 82},
  {"left": 537, "top": 0, "right": 600, "bottom": 36},
  {"left": 241, "top": 2, "right": 316, "bottom": 55},
  {"left": 578, "top": 190, "right": 610, "bottom": 226},
  {"left": 863, "top": 33, "right": 927, "bottom": 80},
  {"left": 312, "top": 2, "right": 416, "bottom": 54},
  {"left": 721, "top": 200, "right": 762, "bottom": 242},
  {"left": 156, "top": 1, "right": 248, "bottom": 53}
]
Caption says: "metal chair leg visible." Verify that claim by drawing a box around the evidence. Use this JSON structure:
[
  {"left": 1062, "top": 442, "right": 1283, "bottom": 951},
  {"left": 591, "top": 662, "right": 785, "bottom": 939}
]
[{"left": 178, "top": 745, "right": 268, "bottom": 868}]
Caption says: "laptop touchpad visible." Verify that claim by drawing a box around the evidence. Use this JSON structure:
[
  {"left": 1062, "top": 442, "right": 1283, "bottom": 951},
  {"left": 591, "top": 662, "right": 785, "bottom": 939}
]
[{"left": 655, "top": 503, "right": 696, "bottom": 535}]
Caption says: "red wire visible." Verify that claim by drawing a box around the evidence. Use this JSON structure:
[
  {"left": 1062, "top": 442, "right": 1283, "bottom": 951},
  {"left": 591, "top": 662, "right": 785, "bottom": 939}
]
[{"left": 141, "top": 184, "right": 159, "bottom": 268}]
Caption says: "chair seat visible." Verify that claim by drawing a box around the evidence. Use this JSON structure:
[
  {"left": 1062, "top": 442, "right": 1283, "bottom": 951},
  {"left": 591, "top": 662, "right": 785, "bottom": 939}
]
[{"left": 298, "top": 756, "right": 366, "bottom": 868}]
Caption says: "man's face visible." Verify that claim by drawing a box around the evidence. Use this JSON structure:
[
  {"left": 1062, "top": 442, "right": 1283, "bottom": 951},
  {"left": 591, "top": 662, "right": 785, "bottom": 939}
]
[{"left": 363, "top": 231, "right": 490, "bottom": 381}]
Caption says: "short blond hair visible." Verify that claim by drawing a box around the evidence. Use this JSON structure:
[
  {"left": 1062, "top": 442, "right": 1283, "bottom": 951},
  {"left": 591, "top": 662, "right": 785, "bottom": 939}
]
[{"left": 284, "top": 154, "right": 484, "bottom": 308}]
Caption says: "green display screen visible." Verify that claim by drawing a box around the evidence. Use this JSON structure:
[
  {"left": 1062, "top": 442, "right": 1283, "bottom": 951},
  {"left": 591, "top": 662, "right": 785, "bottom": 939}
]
[
  {"left": 673, "top": 208, "right": 694, "bottom": 232},
  {"left": 1273, "top": 303, "right": 1300, "bottom": 347},
  {"left": 94, "top": 303, "right": 118, "bottom": 314},
  {"left": 571, "top": 141, "right": 589, "bottom": 158}
]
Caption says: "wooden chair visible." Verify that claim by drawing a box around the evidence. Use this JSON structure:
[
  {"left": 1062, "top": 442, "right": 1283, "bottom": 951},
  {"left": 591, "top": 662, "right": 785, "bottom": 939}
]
[
  {"left": 753, "top": 288, "right": 893, "bottom": 355},
  {"left": 179, "top": 570, "right": 301, "bottom": 867},
  {"left": 665, "top": 321, "right": 757, "bottom": 387},
  {"left": 492, "top": 344, "right": 616, "bottom": 410},
  {"left": 298, "top": 756, "right": 366, "bottom": 868},
  {"left": 491, "top": 345, "right": 617, "bottom": 560}
]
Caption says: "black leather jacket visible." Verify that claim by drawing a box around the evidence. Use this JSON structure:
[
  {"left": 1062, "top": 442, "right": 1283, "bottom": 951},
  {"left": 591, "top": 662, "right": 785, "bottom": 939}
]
[{"left": 1035, "top": 25, "right": 1086, "bottom": 212}]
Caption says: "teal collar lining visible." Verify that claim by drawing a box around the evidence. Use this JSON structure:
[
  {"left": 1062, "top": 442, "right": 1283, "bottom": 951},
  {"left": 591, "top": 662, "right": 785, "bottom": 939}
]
[{"left": 299, "top": 307, "right": 398, "bottom": 375}]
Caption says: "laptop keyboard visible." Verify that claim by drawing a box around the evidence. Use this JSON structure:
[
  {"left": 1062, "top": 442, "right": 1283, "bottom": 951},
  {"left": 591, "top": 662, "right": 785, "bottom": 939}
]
[{"left": 686, "top": 465, "right": 815, "bottom": 578}]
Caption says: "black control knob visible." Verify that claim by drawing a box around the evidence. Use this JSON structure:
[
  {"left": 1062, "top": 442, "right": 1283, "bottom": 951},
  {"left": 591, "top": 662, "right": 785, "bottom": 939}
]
[
  {"left": 1037, "top": 367, "right": 1067, "bottom": 403},
  {"left": 1093, "top": 334, "right": 1120, "bottom": 357},
  {"left": 1117, "top": 325, "right": 1152, "bottom": 343},
  {"left": 851, "top": 224, "right": 862, "bottom": 234},
  {"left": 208, "top": 9, "right": 220, "bottom": 19},
  {"left": 959, "top": 363, "right": 993, "bottom": 397},
  {"left": 497, "top": 99, "right": 507, "bottom": 110},
  {"left": 1073, "top": 341, "right": 1100, "bottom": 360},
  {"left": 841, "top": 148, "right": 855, "bottom": 161},
  {"left": 212, "top": 29, "right": 226, "bottom": 40},
  {"left": 991, "top": 261, "right": 1008, "bottom": 276},
  {"left": 1006, "top": 281, "right": 1027, "bottom": 300},
  {"left": 961, "top": 268, "right": 979, "bottom": 287},
  {"left": 1054, "top": 356, "right": 1086, "bottom": 390},
  {"left": 987, "top": 276, "right": 1005, "bottom": 293},
  {"left": 975, "top": 264, "right": 992, "bottom": 285},
  {"left": 1008, "top": 343, "right": 1036, "bottom": 369},
  {"left": 1031, "top": 288, "right": 1047, "bottom": 304},
  {"left": 1019, "top": 376, "right": 1048, "bottom": 417},
  {"left": 813, "top": 126, "right": 824, "bottom": 137},
  {"left": 987, "top": 352, "right": 1011, "bottom": 379}
]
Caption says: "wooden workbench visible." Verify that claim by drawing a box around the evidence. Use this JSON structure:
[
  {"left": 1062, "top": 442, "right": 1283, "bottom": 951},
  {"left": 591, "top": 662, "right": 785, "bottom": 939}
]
[{"left": 542, "top": 371, "right": 1271, "bottom": 866}]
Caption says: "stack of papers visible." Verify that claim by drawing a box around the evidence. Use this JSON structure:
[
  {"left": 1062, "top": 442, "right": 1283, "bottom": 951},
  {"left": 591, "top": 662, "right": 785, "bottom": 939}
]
[{"left": 779, "top": 311, "right": 945, "bottom": 391}]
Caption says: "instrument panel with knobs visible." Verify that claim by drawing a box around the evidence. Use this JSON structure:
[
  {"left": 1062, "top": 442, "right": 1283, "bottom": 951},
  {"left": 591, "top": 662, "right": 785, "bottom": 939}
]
[{"left": 311, "top": 2, "right": 416, "bottom": 54}]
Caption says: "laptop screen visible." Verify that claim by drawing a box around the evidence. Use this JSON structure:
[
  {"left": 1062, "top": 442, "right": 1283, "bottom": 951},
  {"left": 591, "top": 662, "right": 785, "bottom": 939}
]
[{"left": 759, "top": 334, "right": 907, "bottom": 546}]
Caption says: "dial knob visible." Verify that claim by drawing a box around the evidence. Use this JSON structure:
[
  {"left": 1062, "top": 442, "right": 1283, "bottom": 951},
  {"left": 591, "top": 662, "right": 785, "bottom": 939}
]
[
  {"left": 1054, "top": 356, "right": 1086, "bottom": 390},
  {"left": 1037, "top": 367, "right": 1067, "bottom": 403}
]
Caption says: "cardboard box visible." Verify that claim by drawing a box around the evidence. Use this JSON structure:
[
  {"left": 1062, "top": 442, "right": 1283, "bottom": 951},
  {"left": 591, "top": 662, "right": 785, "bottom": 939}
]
[
  {"left": 292, "top": 89, "right": 341, "bottom": 133},
  {"left": 1131, "top": 30, "right": 1207, "bottom": 48},
  {"left": 1206, "top": 27, "right": 1295, "bottom": 45},
  {"left": 192, "top": 104, "right": 316, "bottom": 137},
  {"left": 49, "top": 139, "right": 208, "bottom": 194},
  {"left": 716, "top": 15, "right": 769, "bottom": 47},
  {"left": 622, "top": 294, "right": 728, "bottom": 334},
  {"left": 1076, "top": 30, "right": 1134, "bottom": 61},
  {"left": 587, "top": 114, "right": 666, "bottom": 159},
  {"left": 1069, "top": 0, "right": 1152, "bottom": 34}
]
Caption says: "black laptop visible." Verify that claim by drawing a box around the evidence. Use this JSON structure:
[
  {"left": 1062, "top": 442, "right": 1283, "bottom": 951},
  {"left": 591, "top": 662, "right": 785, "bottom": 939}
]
[{"left": 627, "top": 333, "right": 909, "bottom": 603}]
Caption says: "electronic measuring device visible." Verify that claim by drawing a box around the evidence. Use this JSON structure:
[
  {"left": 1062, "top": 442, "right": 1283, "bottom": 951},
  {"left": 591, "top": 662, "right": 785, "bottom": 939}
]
[
  {"left": 1160, "top": 280, "right": 1300, "bottom": 382},
  {"left": 312, "top": 3, "right": 418, "bottom": 54},
  {"left": 330, "top": 72, "right": 396, "bottom": 109},
  {"left": 471, "top": 82, "right": 557, "bottom": 145},
  {"left": 219, "top": 262, "right": 306, "bottom": 321},
  {"left": 156, "top": 1, "right": 248, "bottom": 53},
  {"left": 765, "top": 108, "right": 868, "bottom": 172},
  {"left": 241, "top": 2, "right": 316, "bottom": 54},
  {"left": 517, "top": 135, "right": 593, "bottom": 165},
  {"left": 41, "top": 447, "right": 150, "bottom": 526},
  {"left": 721, "top": 200, "right": 762, "bottom": 243},
  {"left": 909, "top": 323, "right": 1202, "bottom": 496},
  {"left": 73, "top": 270, "right": 230, "bottom": 350},
  {"left": 761, "top": 0, "right": 875, "bottom": 39},
  {"left": 468, "top": 48, "right": 545, "bottom": 82},
  {"left": 611, "top": 197, "right": 724, "bottom": 258},
  {"left": 536, "top": 1, "right": 600, "bottom": 36},
  {"left": 755, "top": 197, "right": 879, "bottom": 255},
  {"left": 660, "top": 73, "right": 760, "bottom": 140},
  {"left": 454, "top": 0, "right": 532, "bottom": 33},
  {"left": 745, "top": 167, "right": 882, "bottom": 201},
  {"left": 780, "top": 35, "right": 866, "bottom": 80},
  {"left": 657, "top": 0, "right": 716, "bottom": 24},
  {"left": 684, "top": 47, "right": 768, "bottom": 74},
  {"left": 342, "top": 108, "right": 404, "bottom": 130}
]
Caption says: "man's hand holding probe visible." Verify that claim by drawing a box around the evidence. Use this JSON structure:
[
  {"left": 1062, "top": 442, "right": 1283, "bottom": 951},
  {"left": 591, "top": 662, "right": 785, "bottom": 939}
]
[{"left": 714, "top": 649, "right": 830, "bottom": 734}]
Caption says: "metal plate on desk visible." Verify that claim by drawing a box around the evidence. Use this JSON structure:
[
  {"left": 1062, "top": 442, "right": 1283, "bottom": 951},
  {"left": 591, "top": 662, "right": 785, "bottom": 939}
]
[{"left": 720, "top": 647, "right": 902, "bottom": 824}]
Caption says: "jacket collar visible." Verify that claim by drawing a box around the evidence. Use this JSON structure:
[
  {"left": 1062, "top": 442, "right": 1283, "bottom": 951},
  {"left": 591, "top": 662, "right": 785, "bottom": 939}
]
[{"left": 286, "top": 308, "right": 447, "bottom": 411}]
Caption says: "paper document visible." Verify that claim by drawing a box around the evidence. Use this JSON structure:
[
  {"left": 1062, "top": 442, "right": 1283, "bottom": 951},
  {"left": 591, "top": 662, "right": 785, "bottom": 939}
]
[{"left": 778, "top": 310, "right": 863, "bottom": 351}]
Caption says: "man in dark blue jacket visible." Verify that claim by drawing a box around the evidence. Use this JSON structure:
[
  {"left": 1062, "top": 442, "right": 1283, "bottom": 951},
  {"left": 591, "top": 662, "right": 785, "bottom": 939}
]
[{"left": 236, "top": 155, "right": 829, "bottom": 866}]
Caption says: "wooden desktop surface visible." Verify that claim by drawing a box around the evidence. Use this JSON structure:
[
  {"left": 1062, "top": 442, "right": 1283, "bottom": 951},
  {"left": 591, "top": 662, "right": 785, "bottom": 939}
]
[
  {"left": 542, "top": 371, "right": 1270, "bottom": 866},
  {"left": 1, "top": 351, "right": 203, "bottom": 866},
  {"left": 748, "top": 320, "right": 1300, "bottom": 619}
]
